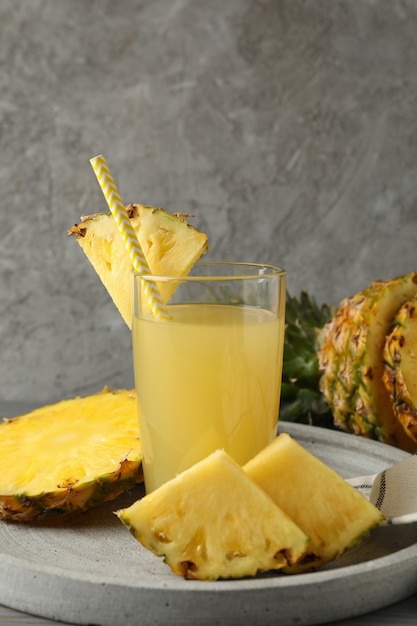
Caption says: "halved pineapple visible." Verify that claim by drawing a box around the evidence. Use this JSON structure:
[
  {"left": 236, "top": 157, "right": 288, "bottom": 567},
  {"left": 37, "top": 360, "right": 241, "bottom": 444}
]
[
  {"left": 0, "top": 388, "right": 142, "bottom": 521},
  {"left": 244, "top": 433, "right": 384, "bottom": 573},
  {"left": 383, "top": 297, "right": 417, "bottom": 443},
  {"left": 319, "top": 273, "right": 417, "bottom": 452},
  {"left": 68, "top": 203, "right": 208, "bottom": 328},
  {"left": 116, "top": 449, "right": 310, "bottom": 580}
]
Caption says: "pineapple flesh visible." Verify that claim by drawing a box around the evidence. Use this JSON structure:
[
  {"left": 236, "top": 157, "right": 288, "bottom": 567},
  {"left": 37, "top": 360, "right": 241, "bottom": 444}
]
[
  {"left": 116, "top": 449, "right": 310, "bottom": 580},
  {"left": 0, "top": 388, "right": 142, "bottom": 521},
  {"left": 68, "top": 203, "right": 208, "bottom": 328},
  {"left": 383, "top": 297, "right": 417, "bottom": 443},
  {"left": 319, "top": 273, "right": 417, "bottom": 452},
  {"left": 244, "top": 433, "right": 384, "bottom": 573}
]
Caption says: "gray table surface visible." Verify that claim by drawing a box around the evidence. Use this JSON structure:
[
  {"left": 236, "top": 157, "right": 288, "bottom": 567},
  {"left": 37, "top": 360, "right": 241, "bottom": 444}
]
[
  {"left": 0, "top": 595, "right": 415, "bottom": 626},
  {"left": 1, "top": 400, "right": 416, "bottom": 626}
]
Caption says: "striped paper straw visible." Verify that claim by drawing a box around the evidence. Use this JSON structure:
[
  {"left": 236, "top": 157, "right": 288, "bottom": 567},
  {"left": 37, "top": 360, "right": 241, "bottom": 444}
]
[{"left": 89, "top": 154, "right": 170, "bottom": 320}]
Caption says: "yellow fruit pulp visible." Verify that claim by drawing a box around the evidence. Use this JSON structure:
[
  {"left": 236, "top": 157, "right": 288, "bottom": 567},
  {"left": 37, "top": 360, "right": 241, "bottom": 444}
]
[
  {"left": 68, "top": 204, "right": 208, "bottom": 328},
  {"left": 0, "top": 388, "right": 142, "bottom": 521},
  {"left": 117, "top": 449, "right": 309, "bottom": 580},
  {"left": 244, "top": 433, "right": 384, "bottom": 572}
]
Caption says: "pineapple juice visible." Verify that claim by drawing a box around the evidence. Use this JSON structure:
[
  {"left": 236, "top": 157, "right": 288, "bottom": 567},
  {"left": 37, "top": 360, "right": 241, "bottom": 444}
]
[{"left": 133, "top": 303, "right": 283, "bottom": 492}]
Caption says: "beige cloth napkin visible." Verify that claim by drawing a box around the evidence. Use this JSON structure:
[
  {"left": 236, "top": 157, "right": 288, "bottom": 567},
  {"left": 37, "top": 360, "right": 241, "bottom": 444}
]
[{"left": 347, "top": 454, "right": 417, "bottom": 525}]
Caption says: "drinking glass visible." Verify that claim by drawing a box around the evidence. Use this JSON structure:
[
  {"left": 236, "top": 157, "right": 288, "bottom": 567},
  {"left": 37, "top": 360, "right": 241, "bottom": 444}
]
[{"left": 132, "top": 262, "right": 286, "bottom": 492}]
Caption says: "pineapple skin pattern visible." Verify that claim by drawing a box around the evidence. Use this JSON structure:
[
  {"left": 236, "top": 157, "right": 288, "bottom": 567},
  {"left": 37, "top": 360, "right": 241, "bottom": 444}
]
[
  {"left": 383, "top": 298, "right": 417, "bottom": 442},
  {"left": 318, "top": 272, "right": 417, "bottom": 452}
]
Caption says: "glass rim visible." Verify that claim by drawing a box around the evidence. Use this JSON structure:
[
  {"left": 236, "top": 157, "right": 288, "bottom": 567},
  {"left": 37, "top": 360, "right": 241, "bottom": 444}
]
[{"left": 134, "top": 261, "right": 286, "bottom": 282}]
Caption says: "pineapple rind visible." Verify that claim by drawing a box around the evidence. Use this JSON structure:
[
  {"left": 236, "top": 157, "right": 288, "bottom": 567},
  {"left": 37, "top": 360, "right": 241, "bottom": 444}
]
[
  {"left": 117, "top": 450, "right": 310, "bottom": 581},
  {"left": 383, "top": 297, "right": 417, "bottom": 442},
  {"left": 244, "top": 433, "right": 384, "bottom": 573},
  {"left": 0, "top": 458, "right": 142, "bottom": 522},
  {"left": 0, "top": 388, "right": 143, "bottom": 522},
  {"left": 319, "top": 273, "right": 417, "bottom": 452}
]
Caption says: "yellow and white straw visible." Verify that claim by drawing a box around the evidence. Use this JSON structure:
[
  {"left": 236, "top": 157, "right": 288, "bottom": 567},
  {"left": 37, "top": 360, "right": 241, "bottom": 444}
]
[{"left": 89, "top": 154, "right": 170, "bottom": 320}]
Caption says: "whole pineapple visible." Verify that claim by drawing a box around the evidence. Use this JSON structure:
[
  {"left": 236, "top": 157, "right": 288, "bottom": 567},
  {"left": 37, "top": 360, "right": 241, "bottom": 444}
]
[
  {"left": 319, "top": 274, "right": 417, "bottom": 452},
  {"left": 283, "top": 273, "right": 417, "bottom": 453}
]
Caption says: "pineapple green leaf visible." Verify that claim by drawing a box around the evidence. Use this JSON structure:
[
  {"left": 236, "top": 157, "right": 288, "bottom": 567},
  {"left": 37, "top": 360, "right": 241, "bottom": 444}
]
[
  {"left": 280, "top": 388, "right": 333, "bottom": 427},
  {"left": 281, "top": 291, "right": 334, "bottom": 427}
]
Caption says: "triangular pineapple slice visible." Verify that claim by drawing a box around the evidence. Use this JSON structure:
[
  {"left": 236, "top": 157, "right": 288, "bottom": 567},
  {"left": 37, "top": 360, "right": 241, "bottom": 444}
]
[
  {"left": 244, "top": 433, "right": 384, "bottom": 573},
  {"left": 116, "top": 449, "right": 310, "bottom": 580},
  {"left": 68, "top": 203, "right": 208, "bottom": 328},
  {"left": 0, "top": 388, "right": 142, "bottom": 521}
]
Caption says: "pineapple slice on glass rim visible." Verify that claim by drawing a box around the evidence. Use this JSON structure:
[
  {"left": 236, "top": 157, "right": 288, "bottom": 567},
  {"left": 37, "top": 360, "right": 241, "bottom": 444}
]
[
  {"left": 0, "top": 388, "right": 142, "bottom": 522},
  {"left": 68, "top": 203, "right": 209, "bottom": 329}
]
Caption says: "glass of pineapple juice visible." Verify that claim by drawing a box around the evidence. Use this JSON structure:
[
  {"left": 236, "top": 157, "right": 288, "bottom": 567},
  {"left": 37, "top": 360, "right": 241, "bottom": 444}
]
[{"left": 132, "top": 262, "right": 286, "bottom": 493}]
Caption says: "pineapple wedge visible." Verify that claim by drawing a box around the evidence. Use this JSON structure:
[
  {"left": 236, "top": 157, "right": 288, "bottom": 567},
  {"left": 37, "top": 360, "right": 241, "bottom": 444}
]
[
  {"left": 383, "top": 297, "right": 417, "bottom": 443},
  {"left": 116, "top": 449, "right": 310, "bottom": 580},
  {"left": 244, "top": 433, "right": 384, "bottom": 573},
  {"left": 68, "top": 203, "right": 208, "bottom": 328},
  {"left": 0, "top": 388, "right": 142, "bottom": 521}
]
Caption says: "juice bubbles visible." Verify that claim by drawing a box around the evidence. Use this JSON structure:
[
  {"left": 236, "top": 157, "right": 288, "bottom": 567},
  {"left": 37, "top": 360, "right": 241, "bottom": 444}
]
[{"left": 132, "top": 263, "right": 286, "bottom": 493}]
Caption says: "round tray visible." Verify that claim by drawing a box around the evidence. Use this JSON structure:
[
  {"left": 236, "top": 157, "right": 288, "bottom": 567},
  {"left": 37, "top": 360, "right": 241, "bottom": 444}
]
[{"left": 0, "top": 422, "right": 416, "bottom": 626}]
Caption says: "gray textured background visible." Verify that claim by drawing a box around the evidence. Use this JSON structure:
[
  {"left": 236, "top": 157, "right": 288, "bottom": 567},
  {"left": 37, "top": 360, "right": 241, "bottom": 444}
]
[{"left": 1, "top": 0, "right": 417, "bottom": 403}]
